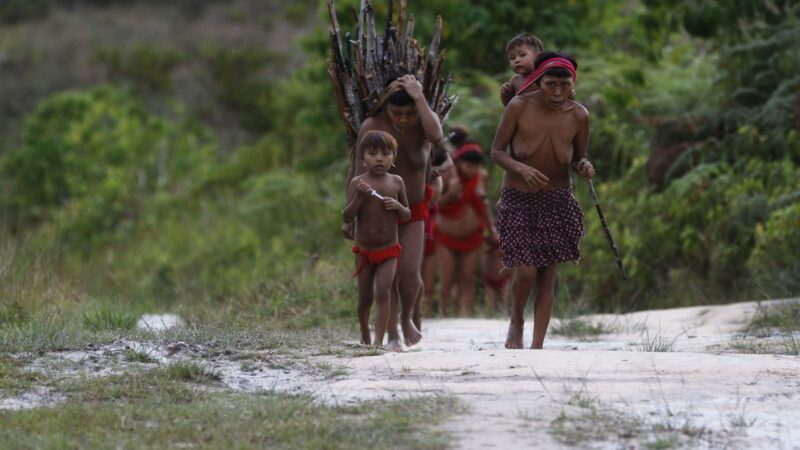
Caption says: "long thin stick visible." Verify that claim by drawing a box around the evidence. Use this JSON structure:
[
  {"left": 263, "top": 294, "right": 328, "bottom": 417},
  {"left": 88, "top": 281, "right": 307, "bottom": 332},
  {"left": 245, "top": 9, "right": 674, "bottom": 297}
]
[{"left": 587, "top": 179, "right": 628, "bottom": 280}]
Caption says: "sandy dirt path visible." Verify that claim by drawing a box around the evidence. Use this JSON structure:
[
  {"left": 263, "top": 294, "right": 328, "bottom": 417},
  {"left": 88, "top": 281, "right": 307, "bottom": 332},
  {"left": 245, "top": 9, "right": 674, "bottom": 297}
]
[
  {"left": 309, "top": 300, "right": 800, "bottom": 449},
  {"left": 4, "top": 300, "right": 798, "bottom": 448}
]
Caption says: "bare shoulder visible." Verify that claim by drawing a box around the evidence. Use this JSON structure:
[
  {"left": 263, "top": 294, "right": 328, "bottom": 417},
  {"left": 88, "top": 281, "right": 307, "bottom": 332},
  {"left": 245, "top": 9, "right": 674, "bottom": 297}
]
[
  {"left": 350, "top": 173, "right": 367, "bottom": 185},
  {"left": 505, "top": 95, "right": 528, "bottom": 113},
  {"left": 569, "top": 101, "right": 589, "bottom": 121},
  {"left": 360, "top": 115, "right": 382, "bottom": 132},
  {"left": 390, "top": 173, "right": 405, "bottom": 185}
]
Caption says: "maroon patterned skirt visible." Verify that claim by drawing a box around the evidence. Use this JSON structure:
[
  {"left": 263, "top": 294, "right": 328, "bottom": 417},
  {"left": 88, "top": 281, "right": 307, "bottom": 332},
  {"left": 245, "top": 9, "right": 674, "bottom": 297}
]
[{"left": 496, "top": 187, "right": 585, "bottom": 268}]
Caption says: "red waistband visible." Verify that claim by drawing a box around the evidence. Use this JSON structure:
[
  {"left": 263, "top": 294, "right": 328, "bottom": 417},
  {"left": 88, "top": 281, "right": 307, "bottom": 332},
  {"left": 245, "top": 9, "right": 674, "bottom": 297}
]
[
  {"left": 398, "top": 185, "right": 434, "bottom": 225},
  {"left": 352, "top": 243, "right": 403, "bottom": 276},
  {"left": 436, "top": 228, "right": 484, "bottom": 253}
]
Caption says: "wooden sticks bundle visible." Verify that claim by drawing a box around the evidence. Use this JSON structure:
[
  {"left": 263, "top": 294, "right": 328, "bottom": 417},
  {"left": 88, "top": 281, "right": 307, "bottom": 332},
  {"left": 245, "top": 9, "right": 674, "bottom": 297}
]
[{"left": 326, "top": 0, "right": 458, "bottom": 148}]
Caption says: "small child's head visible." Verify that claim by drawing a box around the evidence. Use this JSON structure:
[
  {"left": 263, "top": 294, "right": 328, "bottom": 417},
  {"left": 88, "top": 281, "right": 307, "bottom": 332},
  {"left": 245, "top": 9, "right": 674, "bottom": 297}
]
[
  {"left": 506, "top": 33, "right": 543, "bottom": 76},
  {"left": 452, "top": 145, "right": 483, "bottom": 179},
  {"left": 359, "top": 130, "right": 398, "bottom": 174},
  {"left": 447, "top": 125, "right": 470, "bottom": 148}
]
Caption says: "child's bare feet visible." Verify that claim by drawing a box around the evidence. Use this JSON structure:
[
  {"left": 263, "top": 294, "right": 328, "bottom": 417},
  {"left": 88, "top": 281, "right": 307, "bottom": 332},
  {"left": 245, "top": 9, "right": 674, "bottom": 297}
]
[
  {"left": 401, "top": 318, "right": 422, "bottom": 347},
  {"left": 386, "top": 338, "right": 404, "bottom": 352},
  {"left": 505, "top": 321, "right": 524, "bottom": 349}
]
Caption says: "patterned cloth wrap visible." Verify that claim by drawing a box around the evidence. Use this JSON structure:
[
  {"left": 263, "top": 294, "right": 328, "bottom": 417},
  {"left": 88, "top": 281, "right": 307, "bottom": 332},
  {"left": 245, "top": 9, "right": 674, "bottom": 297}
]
[{"left": 496, "top": 187, "right": 584, "bottom": 268}]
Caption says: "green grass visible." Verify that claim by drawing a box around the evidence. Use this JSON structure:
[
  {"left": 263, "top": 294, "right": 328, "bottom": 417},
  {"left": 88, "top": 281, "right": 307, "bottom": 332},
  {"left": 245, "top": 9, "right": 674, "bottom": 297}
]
[
  {"left": 314, "top": 361, "right": 349, "bottom": 379},
  {"left": 163, "top": 361, "right": 221, "bottom": 384},
  {"left": 123, "top": 349, "right": 158, "bottom": 363},
  {"left": 624, "top": 331, "right": 683, "bottom": 352},
  {"left": 736, "top": 301, "right": 800, "bottom": 355},
  {"left": 747, "top": 301, "right": 800, "bottom": 335},
  {"left": 0, "top": 305, "right": 360, "bottom": 354},
  {"left": 551, "top": 404, "right": 643, "bottom": 446},
  {"left": 0, "top": 313, "right": 123, "bottom": 353},
  {"left": 552, "top": 317, "right": 614, "bottom": 340},
  {"left": 81, "top": 307, "right": 137, "bottom": 332},
  {"left": 0, "top": 301, "right": 30, "bottom": 326},
  {"left": 551, "top": 397, "right": 716, "bottom": 449},
  {"left": 727, "top": 336, "right": 799, "bottom": 356},
  {"left": 0, "top": 355, "right": 44, "bottom": 393},
  {"left": 0, "top": 368, "right": 461, "bottom": 449}
]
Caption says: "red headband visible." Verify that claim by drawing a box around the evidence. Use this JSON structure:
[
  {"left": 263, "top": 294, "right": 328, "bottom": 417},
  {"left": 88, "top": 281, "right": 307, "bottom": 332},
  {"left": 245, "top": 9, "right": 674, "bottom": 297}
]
[
  {"left": 515, "top": 57, "right": 577, "bottom": 96},
  {"left": 452, "top": 143, "right": 482, "bottom": 161}
]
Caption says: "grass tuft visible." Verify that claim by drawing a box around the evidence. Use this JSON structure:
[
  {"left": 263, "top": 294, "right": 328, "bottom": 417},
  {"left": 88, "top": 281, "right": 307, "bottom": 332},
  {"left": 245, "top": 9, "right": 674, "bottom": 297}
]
[
  {"left": 625, "top": 331, "right": 683, "bottom": 352},
  {"left": 0, "top": 356, "right": 44, "bottom": 392},
  {"left": 163, "top": 361, "right": 221, "bottom": 384},
  {"left": 82, "top": 308, "right": 137, "bottom": 332},
  {"left": 747, "top": 301, "right": 800, "bottom": 335},
  {"left": 123, "top": 350, "right": 158, "bottom": 364},
  {"left": 0, "top": 301, "right": 30, "bottom": 326},
  {"left": 552, "top": 318, "right": 614, "bottom": 340}
]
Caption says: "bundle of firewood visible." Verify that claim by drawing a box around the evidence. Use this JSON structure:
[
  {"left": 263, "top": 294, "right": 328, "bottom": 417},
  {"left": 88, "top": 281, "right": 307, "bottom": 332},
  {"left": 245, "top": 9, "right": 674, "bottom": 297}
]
[{"left": 326, "top": 0, "right": 458, "bottom": 147}]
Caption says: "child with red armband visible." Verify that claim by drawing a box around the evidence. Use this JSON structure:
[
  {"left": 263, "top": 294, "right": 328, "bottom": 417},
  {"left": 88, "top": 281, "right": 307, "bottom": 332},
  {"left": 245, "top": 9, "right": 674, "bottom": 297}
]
[{"left": 343, "top": 130, "right": 411, "bottom": 349}]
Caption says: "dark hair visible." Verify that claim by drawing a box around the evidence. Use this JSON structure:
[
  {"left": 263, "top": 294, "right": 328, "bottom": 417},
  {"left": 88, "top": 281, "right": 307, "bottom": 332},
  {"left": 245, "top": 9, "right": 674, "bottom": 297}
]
[
  {"left": 457, "top": 151, "right": 484, "bottom": 164},
  {"left": 534, "top": 51, "right": 578, "bottom": 84},
  {"left": 359, "top": 130, "right": 397, "bottom": 158},
  {"left": 506, "top": 33, "right": 544, "bottom": 54},
  {"left": 387, "top": 88, "right": 414, "bottom": 107},
  {"left": 447, "top": 125, "right": 470, "bottom": 148}
]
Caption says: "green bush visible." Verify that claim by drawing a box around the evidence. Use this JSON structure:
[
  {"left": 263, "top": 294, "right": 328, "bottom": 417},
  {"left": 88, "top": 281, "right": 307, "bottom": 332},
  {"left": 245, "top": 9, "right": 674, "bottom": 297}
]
[
  {"left": 748, "top": 203, "right": 800, "bottom": 296},
  {"left": 1, "top": 86, "right": 215, "bottom": 249}
]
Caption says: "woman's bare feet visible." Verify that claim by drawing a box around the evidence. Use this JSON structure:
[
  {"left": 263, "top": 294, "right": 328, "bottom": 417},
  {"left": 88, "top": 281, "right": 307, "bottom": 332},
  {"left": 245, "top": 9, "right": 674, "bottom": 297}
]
[
  {"left": 386, "top": 338, "right": 404, "bottom": 352},
  {"left": 505, "top": 321, "right": 524, "bottom": 349},
  {"left": 360, "top": 327, "right": 372, "bottom": 346},
  {"left": 402, "top": 318, "right": 423, "bottom": 347}
]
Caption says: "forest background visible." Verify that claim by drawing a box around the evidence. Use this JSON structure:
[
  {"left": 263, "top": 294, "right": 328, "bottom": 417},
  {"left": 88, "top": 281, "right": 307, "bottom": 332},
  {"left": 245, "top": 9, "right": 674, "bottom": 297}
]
[{"left": 1, "top": 0, "right": 798, "bottom": 335}]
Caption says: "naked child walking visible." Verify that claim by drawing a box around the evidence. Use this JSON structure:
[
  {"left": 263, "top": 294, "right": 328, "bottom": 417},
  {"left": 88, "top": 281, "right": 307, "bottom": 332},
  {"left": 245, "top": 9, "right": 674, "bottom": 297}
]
[{"left": 343, "top": 130, "right": 411, "bottom": 349}]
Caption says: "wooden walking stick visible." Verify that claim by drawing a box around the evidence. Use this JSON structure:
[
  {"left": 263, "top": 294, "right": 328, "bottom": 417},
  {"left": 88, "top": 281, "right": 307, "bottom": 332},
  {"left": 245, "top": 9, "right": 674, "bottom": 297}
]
[{"left": 586, "top": 179, "right": 628, "bottom": 280}]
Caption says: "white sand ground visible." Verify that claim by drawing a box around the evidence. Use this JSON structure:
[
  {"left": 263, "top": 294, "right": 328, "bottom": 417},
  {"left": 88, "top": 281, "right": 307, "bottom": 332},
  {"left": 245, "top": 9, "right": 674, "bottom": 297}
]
[
  {"left": 299, "top": 299, "right": 800, "bottom": 449},
  {"left": 4, "top": 299, "right": 799, "bottom": 449}
]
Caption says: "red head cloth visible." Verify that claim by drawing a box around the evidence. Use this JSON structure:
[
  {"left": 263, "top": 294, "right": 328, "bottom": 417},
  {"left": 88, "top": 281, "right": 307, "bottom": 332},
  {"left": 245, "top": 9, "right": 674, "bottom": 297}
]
[
  {"left": 452, "top": 143, "right": 482, "bottom": 161},
  {"left": 515, "top": 57, "right": 577, "bottom": 97}
]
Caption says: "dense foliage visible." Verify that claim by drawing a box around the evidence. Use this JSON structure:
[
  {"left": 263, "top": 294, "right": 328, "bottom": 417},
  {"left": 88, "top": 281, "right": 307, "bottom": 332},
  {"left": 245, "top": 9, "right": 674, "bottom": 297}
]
[{"left": 0, "top": 0, "right": 797, "bottom": 329}]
